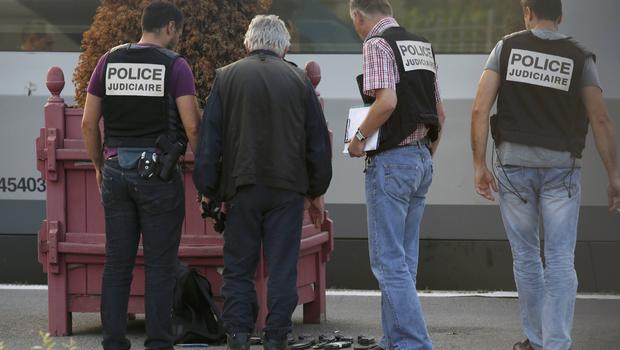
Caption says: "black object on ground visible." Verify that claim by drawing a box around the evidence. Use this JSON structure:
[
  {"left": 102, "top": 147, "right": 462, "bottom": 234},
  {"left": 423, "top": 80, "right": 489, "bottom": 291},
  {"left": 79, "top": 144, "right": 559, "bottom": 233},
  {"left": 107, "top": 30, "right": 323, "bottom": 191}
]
[
  {"left": 324, "top": 341, "right": 352, "bottom": 350},
  {"left": 357, "top": 336, "right": 376, "bottom": 346},
  {"left": 336, "top": 336, "right": 354, "bottom": 342},
  {"left": 291, "top": 339, "right": 317, "bottom": 350},
  {"left": 172, "top": 263, "right": 226, "bottom": 345},
  {"left": 318, "top": 335, "right": 337, "bottom": 343},
  {"left": 312, "top": 341, "right": 329, "bottom": 349}
]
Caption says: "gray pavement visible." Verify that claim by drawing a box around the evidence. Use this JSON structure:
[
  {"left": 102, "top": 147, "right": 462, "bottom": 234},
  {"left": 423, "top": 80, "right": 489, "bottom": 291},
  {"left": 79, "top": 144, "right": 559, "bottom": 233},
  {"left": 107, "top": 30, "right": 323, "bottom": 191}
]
[{"left": 0, "top": 290, "right": 619, "bottom": 350}]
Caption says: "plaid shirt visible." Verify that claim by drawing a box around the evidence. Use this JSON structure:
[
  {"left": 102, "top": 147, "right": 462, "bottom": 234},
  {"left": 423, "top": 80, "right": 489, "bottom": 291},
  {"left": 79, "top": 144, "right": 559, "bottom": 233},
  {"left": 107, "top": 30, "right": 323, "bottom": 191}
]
[{"left": 362, "top": 17, "right": 441, "bottom": 145}]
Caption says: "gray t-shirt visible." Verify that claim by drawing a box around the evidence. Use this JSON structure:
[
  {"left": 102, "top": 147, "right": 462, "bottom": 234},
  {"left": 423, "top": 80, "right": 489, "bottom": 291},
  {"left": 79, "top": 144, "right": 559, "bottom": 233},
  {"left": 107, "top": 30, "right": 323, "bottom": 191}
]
[{"left": 485, "top": 29, "right": 601, "bottom": 168}]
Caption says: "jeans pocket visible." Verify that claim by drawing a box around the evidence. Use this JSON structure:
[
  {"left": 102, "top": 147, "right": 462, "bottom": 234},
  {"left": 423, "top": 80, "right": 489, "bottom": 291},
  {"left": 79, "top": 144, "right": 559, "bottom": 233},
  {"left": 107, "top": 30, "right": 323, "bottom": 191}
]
[
  {"left": 135, "top": 172, "right": 184, "bottom": 215},
  {"left": 542, "top": 168, "right": 581, "bottom": 199},
  {"left": 384, "top": 164, "right": 418, "bottom": 201},
  {"left": 495, "top": 165, "right": 527, "bottom": 192},
  {"left": 101, "top": 168, "right": 118, "bottom": 207}
]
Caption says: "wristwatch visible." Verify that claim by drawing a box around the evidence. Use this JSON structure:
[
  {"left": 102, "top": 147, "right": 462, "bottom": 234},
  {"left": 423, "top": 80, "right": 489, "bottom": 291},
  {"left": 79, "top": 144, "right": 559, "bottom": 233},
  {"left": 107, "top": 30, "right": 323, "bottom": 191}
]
[{"left": 355, "top": 129, "right": 367, "bottom": 142}]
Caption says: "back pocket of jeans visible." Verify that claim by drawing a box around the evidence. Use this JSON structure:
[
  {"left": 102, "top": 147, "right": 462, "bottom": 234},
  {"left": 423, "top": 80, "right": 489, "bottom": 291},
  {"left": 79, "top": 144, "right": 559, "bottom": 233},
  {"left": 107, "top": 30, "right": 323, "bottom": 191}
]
[
  {"left": 136, "top": 173, "right": 184, "bottom": 215},
  {"left": 384, "top": 164, "right": 418, "bottom": 201},
  {"left": 101, "top": 169, "right": 118, "bottom": 207},
  {"left": 495, "top": 165, "right": 527, "bottom": 192}
]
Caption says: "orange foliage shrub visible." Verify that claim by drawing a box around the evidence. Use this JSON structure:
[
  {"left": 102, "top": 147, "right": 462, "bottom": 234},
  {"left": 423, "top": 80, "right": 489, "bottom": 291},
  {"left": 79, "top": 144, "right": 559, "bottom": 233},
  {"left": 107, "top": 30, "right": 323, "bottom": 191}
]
[{"left": 73, "top": 0, "right": 271, "bottom": 107}]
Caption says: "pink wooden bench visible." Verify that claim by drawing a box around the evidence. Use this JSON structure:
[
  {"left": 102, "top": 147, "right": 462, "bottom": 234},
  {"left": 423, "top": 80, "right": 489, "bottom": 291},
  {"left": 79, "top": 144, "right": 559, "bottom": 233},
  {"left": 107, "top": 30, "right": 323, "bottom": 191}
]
[{"left": 36, "top": 64, "right": 334, "bottom": 336}]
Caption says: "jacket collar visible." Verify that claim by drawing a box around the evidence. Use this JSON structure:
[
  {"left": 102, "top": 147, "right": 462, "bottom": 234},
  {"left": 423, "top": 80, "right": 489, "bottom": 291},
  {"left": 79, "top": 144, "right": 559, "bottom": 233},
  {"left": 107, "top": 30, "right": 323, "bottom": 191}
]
[{"left": 249, "top": 49, "right": 280, "bottom": 58}]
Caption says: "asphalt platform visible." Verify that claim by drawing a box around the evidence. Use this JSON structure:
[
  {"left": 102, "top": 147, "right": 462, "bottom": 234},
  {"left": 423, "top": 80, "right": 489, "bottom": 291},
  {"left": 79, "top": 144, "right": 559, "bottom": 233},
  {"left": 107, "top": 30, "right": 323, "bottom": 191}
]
[{"left": 0, "top": 289, "right": 619, "bottom": 350}]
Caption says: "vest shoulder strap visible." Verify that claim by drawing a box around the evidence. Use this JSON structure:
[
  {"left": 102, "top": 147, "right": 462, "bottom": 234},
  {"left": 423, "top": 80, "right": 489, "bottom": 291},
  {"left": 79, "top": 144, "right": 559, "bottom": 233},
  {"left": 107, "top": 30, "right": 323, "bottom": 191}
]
[
  {"left": 365, "top": 34, "right": 384, "bottom": 42},
  {"left": 363, "top": 26, "right": 405, "bottom": 43},
  {"left": 108, "top": 44, "right": 181, "bottom": 62},
  {"left": 153, "top": 47, "right": 181, "bottom": 60},
  {"left": 109, "top": 43, "right": 131, "bottom": 53},
  {"left": 502, "top": 29, "right": 531, "bottom": 41}
]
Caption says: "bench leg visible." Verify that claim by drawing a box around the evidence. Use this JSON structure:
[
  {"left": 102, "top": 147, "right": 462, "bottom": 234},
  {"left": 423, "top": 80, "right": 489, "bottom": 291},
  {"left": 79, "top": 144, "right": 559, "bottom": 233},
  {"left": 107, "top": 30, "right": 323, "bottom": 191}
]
[
  {"left": 48, "top": 266, "right": 72, "bottom": 336},
  {"left": 303, "top": 252, "right": 325, "bottom": 324}
]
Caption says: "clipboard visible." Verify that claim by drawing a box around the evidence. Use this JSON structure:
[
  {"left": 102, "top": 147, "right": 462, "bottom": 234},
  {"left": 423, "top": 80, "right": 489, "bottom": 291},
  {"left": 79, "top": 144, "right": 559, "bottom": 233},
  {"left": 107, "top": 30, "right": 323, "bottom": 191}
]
[{"left": 343, "top": 106, "right": 379, "bottom": 154}]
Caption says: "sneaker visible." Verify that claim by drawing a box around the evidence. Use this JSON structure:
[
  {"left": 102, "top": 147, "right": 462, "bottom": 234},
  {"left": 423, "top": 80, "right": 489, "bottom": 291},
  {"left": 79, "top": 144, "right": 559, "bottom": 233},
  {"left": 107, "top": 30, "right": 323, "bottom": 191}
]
[{"left": 513, "top": 339, "right": 535, "bottom": 350}]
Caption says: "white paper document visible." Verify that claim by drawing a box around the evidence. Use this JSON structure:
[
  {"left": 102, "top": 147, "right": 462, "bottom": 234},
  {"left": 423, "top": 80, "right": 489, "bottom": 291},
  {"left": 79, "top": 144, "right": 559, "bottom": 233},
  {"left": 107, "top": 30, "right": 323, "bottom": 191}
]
[{"left": 343, "top": 106, "right": 379, "bottom": 154}]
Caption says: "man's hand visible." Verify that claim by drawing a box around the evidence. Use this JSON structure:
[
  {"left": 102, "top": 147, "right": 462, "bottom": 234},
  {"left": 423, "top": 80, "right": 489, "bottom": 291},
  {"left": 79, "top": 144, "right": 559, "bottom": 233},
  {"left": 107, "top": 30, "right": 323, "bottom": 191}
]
[
  {"left": 176, "top": 95, "right": 201, "bottom": 153},
  {"left": 347, "top": 88, "right": 396, "bottom": 159},
  {"left": 199, "top": 194, "right": 211, "bottom": 207},
  {"left": 82, "top": 93, "right": 104, "bottom": 191},
  {"left": 199, "top": 196, "right": 217, "bottom": 226},
  {"left": 347, "top": 137, "right": 366, "bottom": 158},
  {"left": 582, "top": 86, "right": 620, "bottom": 212},
  {"left": 471, "top": 70, "right": 500, "bottom": 201},
  {"left": 608, "top": 176, "right": 620, "bottom": 212},
  {"left": 199, "top": 195, "right": 213, "bottom": 221},
  {"left": 475, "top": 166, "right": 498, "bottom": 201},
  {"left": 305, "top": 196, "right": 325, "bottom": 229}
]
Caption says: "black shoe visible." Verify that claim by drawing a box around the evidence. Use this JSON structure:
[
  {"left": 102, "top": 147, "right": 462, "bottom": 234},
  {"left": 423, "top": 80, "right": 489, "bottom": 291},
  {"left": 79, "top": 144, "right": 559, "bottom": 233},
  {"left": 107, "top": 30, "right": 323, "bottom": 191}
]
[
  {"left": 263, "top": 337, "right": 288, "bottom": 350},
  {"left": 512, "top": 339, "right": 534, "bottom": 350},
  {"left": 227, "top": 333, "right": 251, "bottom": 350}
]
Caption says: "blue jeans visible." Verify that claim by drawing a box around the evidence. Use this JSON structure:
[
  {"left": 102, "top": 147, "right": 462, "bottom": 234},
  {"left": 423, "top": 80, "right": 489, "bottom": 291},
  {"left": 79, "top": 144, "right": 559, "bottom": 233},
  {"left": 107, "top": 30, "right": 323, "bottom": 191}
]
[
  {"left": 365, "top": 145, "right": 434, "bottom": 350},
  {"left": 100, "top": 159, "right": 185, "bottom": 350},
  {"left": 496, "top": 166, "right": 581, "bottom": 350},
  {"left": 221, "top": 184, "right": 304, "bottom": 341}
]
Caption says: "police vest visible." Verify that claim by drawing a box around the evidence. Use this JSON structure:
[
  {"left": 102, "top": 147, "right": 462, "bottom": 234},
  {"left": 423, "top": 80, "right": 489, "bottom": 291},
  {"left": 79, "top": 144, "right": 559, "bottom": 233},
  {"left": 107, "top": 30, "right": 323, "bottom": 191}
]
[
  {"left": 365, "top": 27, "right": 439, "bottom": 156},
  {"left": 493, "top": 30, "right": 594, "bottom": 157},
  {"left": 102, "top": 44, "right": 180, "bottom": 148}
]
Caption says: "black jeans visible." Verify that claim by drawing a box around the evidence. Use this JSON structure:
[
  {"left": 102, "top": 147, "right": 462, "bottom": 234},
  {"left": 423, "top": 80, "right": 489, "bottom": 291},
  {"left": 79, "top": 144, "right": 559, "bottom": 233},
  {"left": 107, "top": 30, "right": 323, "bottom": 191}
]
[
  {"left": 100, "top": 159, "right": 184, "bottom": 350},
  {"left": 221, "top": 184, "right": 304, "bottom": 340}
]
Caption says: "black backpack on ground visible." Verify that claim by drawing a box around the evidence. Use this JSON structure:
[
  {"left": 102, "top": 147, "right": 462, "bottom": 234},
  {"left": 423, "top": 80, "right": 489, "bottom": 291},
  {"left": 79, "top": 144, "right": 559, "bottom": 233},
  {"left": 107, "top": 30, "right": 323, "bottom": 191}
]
[{"left": 172, "top": 263, "right": 226, "bottom": 344}]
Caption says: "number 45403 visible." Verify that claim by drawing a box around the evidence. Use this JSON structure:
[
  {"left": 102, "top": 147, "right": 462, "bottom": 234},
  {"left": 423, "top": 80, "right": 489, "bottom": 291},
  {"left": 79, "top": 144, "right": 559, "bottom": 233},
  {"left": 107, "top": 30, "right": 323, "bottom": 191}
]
[{"left": 0, "top": 177, "right": 46, "bottom": 192}]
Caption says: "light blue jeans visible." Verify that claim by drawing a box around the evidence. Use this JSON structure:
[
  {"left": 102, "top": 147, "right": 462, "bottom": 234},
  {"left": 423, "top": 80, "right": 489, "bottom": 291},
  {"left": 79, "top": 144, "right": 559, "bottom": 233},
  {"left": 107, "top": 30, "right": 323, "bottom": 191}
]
[
  {"left": 365, "top": 145, "right": 434, "bottom": 350},
  {"left": 496, "top": 165, "right": 581, "bottom": 350}
]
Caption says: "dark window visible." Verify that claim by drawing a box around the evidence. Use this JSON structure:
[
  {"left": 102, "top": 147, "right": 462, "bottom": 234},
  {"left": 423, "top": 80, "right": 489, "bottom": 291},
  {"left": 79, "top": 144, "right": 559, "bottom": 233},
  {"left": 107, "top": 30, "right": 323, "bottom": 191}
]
[
  {"left": 271, "top": 0, "right": 524, "bottom": 54},
  {"left": 0, "top": 0, "right": 98, "bottom": 52},
  {"left": 270, "top": 0, "right": 362, "bottom": 53},
  {"left": 0, "top": 0, "right": 524, "bottom": 54}
]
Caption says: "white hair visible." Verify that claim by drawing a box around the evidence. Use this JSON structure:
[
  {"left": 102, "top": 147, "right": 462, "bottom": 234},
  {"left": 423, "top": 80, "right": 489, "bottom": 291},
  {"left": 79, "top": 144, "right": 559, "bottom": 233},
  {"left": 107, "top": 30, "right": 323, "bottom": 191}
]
[{"left": 243, "top": 15, "right": 290, "bottom": 57}]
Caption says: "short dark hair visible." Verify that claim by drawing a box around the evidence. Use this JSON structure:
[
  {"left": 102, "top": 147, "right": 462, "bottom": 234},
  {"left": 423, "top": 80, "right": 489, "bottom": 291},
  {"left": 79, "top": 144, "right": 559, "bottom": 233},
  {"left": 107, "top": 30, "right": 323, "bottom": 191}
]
[
  {"left": 521, "top": 0, "right": 562, "bottom": 21},
  {"left": 141, "top": 1, "right": 184, "bottom": 33},
  {"left": 349, "top": 0, "right": 393, "bottom": 17}
]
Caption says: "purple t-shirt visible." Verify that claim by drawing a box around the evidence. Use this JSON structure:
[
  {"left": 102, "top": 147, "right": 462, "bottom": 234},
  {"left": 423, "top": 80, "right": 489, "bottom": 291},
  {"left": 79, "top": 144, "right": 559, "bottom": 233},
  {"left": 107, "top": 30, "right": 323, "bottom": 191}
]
[{"left": 87, "top": 43, "right": 196, "bottom": 98}]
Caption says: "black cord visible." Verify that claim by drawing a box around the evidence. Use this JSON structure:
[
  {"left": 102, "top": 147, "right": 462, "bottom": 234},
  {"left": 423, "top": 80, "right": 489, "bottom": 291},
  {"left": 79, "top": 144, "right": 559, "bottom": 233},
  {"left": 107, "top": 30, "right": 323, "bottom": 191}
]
[
  {"left": 492, "top": 143, "right": 528, "bottom": 204},
  {"left": 492, "top": 144, "right": 576, "bottom": 202},
  {"left": 561, "top": 157, "right": 577, "bottom": 199}
]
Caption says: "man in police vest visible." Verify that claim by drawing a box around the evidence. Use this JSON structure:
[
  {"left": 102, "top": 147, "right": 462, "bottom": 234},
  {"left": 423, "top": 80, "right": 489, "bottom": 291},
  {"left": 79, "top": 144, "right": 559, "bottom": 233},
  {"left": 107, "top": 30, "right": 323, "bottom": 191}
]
[
  {"left": 81, "top": 2, "right": 201, "bottom": 349},
  {"left": 348, "top": 1, "right": 446, "bottom": 349},
  {"left": 471, "top": 1, "right": 620, "bottom": 349}
]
